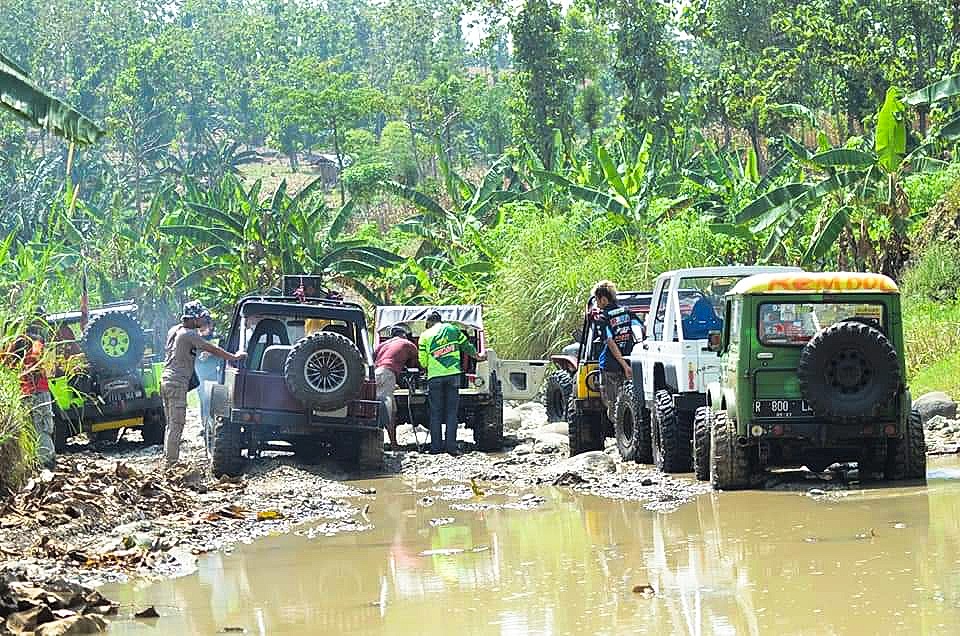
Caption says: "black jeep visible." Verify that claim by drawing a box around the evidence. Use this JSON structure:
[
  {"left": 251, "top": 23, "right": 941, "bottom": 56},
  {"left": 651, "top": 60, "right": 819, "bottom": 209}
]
[{"left": 204, "top": 290, "right": 381, "bottom": 476}]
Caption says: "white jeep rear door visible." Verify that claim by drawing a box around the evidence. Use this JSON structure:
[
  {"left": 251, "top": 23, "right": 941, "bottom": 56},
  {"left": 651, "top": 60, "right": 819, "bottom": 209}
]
[{"left": 484, "top": 350, "right": 549, "bottom": 401}]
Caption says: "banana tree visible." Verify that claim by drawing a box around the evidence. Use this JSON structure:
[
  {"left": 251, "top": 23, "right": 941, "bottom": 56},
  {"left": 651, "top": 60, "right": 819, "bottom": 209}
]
[
  {"left": 528, "top": 130, "right": 685, "bottom": 231},
  {"left": 160, "top": 174, "right": 401, "bottom": 308},
  {"left": 735, "top": 77, "right": 960, "bottom": 276},
  {"left": 1, "top": 52, "right": 104, "bottom": 145}
]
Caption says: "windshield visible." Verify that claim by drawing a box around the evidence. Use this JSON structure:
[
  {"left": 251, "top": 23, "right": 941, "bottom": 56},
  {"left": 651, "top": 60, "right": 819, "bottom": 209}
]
[
  {"left": 677, "top": 276, "right": 745, "bottom": 340},
  {"left": 758, "top": 302, "right": 885, "bottom": 346}
]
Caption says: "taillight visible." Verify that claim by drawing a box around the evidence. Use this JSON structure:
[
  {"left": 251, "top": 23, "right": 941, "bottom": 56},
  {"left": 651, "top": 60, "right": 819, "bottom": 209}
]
[{"left": 687, "top": 362, "right": 695, "bottom": 390}]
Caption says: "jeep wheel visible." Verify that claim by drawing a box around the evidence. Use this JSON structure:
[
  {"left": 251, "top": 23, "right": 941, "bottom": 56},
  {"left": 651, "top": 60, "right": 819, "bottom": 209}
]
[
  {"left": 544, "top": 370, "right": 573, "bottom": 422},
  {"left": 710, "top": 411, "right": 751, "bottom": 490},
  {"left": 693, "top": 406, "right": 713, "bottom": 481},
  {"left": 141, "top": 408, "right": 166, "bottom": 446},
  {"left": 651, "top": 389, "right": 692, "bottom": 473},
  {"left": 885, "top": 409, "right": 927, "bottom": 482},
  {"left": 81, "top": 311, "right": 147, "bottom": 375},
  {"left": 357, "top": 430, "right": 385, "bottom": 470},
  {"left": 567, "top": 394, "right": 604, "bottom": 456},
  {"left": 211, "top": 403, "right": 243, "bottom": 477},
  {"left": 284, "top": 332, "right": 364, "bottom": 409},
  {"left": 474, "top": 378, "right": 504, "bottom": 451},
  {"left": 614, "top": 383, "right": 652, "bottom": 463},
  {"left": 798, "top": 321, "right": 900, "bottom": 422},
  {"left": 52, "top": 413, "right": 72, "bottom": 453}
]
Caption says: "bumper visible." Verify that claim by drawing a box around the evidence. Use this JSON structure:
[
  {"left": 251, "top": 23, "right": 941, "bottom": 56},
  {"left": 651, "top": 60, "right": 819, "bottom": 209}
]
[
  {"left": 750, "top": 419, "right": 900, "bottom": 444},
  {"left": 56, "top": 396, "right": 162, "bottom": 428},
  {"left": 229, "top": 407, "right": 380, "bottom": 435}
]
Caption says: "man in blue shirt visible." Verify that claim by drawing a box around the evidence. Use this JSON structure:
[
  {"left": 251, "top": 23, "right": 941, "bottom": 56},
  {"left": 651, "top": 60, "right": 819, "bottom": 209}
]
[{"left": 592, "top": 281, "right": 635, "bottom": 422}]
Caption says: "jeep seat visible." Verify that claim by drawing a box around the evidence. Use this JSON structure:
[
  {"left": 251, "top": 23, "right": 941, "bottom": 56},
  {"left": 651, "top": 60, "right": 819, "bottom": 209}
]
[{"left": 261, "top": 345, "right": 293, "bottom": 374}]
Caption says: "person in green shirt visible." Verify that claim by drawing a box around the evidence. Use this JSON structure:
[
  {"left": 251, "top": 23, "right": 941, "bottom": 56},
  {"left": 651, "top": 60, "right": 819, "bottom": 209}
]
[{"left": 418, "top": 311, "right": 485, "bottom": 455}]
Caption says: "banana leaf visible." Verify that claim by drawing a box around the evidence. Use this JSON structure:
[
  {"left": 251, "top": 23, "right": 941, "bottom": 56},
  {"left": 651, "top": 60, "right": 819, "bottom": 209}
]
[
  {"left": 0, "top": 52, "right": 105, "bottom": 145},
  {"left": 874, "top": 88, "right": 906, "bottom": 173},
  {"left": 810, "top": 149, "right": 876, "bottom": 168},
  {"left": 904, "top": 73, "right": 960, "bottom": 106},
  {"left": 533, "top": 170, "right": 630, "bottom": 216},
  {"left": 735, "top": 184, "right": 810, "bottom": 224},
  {"left": 772, "top": 103, "right": 818, "bottom": 128},
  {"left": 802, "top": 207, "right": 849, "bottom": 265}
]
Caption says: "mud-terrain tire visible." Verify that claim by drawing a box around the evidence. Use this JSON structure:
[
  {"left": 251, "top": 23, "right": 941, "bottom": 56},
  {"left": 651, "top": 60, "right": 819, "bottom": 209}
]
[
  {"left": 284, "top": 332, "right": 364, "bottom": 410},
  {"left": 141, "top": 407, "right": 166, "bottom": 446},
  {"left": 798, "top": 321, "right": 899, "bottom": 422},
  {"left": 211, "top": 401, "right": 243, "bottom": 477},
  {"left": 651, "top": 389, "right": 692, "bottom": 473},
  {"left": 81, "top": 311, "right": 146, "bottom": 376},
  {"left": 203, "top": 384, "right": 229, "bottom": 454},
  {"left": 614, "top": 383, "right": 652, "bottom": 463},
  {"left": 544, "top": 370, "right": 574, "bottom": 422},
  {"left": 693, "top": 406, "right": 713, "bottom": 481},
  {"left": 567, "top": 394, "right": 604, "bottom": 456},
  {"left": 710, "top": 411, "right": 751, "bottom": 490},
  {"left": 474, "top": 378, "right": 504, "bottom": 451},
  {"left": 357, "top": 430, "right": 385, "bottom": 470},
  {"left": 885, "top": 409, "right": 927, "bottom": 482}
]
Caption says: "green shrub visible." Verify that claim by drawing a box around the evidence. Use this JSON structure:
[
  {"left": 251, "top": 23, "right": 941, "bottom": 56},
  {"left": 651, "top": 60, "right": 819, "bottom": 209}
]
[
  {"left": 0, "top": 355, "right": 38, "bottom": 492},
  {"left": 901, "top": 242, "right": 960, "bottom": 302},
  {"left": 483, "top": 206, "right": 750, "bottom": 358},
  {"left": 904, "top": 163, "right": 960, "bottom": 219}
]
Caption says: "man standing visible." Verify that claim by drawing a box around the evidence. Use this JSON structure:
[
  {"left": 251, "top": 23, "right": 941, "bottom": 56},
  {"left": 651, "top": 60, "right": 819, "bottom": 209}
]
[
  {"left": 162, "top": 301, "right": 244, "bottom": 466},
  {"left": 374, "top": 325, "right": 419, "bottom": 451},
  {"left": 8, "top": 311, "right": 56, "bottom": 468},
  {"left": 592, "top": 281, "right": 636, "bottom": 422},
  {"left": 418, "top": 311, "right": 485, "bottom": 455},
  {"left": 194, "top": 311, "right": 222, "bottom": 433}
]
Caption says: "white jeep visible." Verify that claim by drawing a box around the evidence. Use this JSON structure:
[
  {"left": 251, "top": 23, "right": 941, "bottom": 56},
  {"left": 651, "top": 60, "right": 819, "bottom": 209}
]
[{"left": 625, "top": 266, "right": 801, "bottom": 472}]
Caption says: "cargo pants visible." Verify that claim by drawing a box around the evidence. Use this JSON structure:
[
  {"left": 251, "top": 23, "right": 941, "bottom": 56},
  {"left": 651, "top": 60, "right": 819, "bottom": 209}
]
[{"left": 161, "top": 380, "right": 188, "bottom": 465}]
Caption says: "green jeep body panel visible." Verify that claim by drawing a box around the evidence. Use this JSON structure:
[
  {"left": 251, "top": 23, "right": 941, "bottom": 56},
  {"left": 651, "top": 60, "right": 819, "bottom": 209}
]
[{"left": 709, "top": 272, "right": 915, "bottom": 477}]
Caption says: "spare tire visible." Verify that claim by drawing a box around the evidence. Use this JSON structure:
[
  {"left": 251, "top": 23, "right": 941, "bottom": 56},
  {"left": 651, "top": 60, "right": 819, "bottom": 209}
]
[
  {"left": 81, "top": 311, "right": 146, "bottom": 375},
  {"left": 284, "top": 332, "right": 364, "bottom": 410},
  {"left": 798, "top": 321, "right": 899, "bottom": 422}
]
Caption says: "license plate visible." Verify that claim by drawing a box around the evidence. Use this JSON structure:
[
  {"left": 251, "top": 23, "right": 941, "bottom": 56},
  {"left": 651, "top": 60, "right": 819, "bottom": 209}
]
[{"left": 754, "top": 399, "right": 813, "bottom": 418}]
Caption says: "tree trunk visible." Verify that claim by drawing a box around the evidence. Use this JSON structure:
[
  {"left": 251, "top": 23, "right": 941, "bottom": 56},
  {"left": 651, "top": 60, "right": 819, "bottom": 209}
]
[
  {"left": 405, "top": 112, "right": 423, "bottom": 183},
  {"left": 332, "top": 122, "right": 346, "bottom": 206}
]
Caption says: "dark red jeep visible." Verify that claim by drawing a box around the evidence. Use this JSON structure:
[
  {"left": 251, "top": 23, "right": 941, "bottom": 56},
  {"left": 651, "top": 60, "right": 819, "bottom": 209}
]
[{"left": 204, "top": 292, "right": 381, "bottom": 476}]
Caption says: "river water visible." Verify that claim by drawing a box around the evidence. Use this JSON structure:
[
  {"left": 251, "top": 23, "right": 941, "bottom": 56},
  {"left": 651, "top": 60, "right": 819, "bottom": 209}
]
[{"left": 104, "top": 458, "right": 960, "bottom": 635}]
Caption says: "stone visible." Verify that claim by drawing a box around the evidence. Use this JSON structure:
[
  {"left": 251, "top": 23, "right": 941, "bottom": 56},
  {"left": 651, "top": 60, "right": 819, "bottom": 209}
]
[
  {"left": 6, "top": 605, "right": 54, "bottom": 632},
  {"left": 513, "top": 444, "right": 533, "bottom": 456},
  {"left": 540, "top": 451, "right": 616, "bottom": 482},
  {"left": 534, "top": 421, "right": 569, "bottom": 436},
  {"left": 914, "top": 392, "right": 958, "bottom": 423},
  {"left": 502, "top": 407, "right": 523, "bottom": 432},
  {"left": 926, "top": 415, "right": 951, "bottom": 431},
  {"left": 34, "top": 614, "right": 107, "bottom": 635}
]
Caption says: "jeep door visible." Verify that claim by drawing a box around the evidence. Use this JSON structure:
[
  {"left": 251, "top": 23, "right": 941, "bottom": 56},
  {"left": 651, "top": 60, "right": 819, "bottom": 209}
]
[{"left": 489, "top": 356, "right": 550, "bottom": 401}]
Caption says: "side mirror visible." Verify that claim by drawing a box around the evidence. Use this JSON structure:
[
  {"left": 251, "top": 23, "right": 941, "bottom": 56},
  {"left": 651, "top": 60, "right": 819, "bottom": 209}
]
[{"left": 707, "top": 330, "right": 722, "bottom": 353}]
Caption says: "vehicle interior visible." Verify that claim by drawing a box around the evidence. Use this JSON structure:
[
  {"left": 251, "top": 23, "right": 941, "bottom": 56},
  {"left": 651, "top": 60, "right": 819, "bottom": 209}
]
[{"left": 244, "top": 315, "right": 363, "bottom": 373}]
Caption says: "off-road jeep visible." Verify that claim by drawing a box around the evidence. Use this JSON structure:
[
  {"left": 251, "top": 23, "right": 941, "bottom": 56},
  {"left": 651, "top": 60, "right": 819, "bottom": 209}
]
[
  {"left": 205, "top": 286, "right": 381, "bottom": 476},
  {"left": 697, "top": 272, "right": 926, "bottom": 489},
  {"left": 45, "top": 302, "right": 166, "bottom": 450},
  {"left": 544, "top": 291, "right": 651, "bottom": 423},
  {"left": 563, "top": 293, "right": 651, "bottom": 459},
  {"left": 633, "top": 266, "right": 801, "bottom": 472},
  {"left": 373, "top": 305, "right": 548, "bottom": 451}
]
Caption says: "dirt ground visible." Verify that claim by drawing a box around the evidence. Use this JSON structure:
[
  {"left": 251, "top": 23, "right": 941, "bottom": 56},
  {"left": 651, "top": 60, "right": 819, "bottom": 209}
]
[{"left": 0, "top": 401, "right": 711, "bottom": 593}]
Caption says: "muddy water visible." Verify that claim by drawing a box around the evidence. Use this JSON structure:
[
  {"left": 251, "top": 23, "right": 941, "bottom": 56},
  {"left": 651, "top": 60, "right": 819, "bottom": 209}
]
[{"left": 105, "top": 458, "right": 960, "bottom": 635}]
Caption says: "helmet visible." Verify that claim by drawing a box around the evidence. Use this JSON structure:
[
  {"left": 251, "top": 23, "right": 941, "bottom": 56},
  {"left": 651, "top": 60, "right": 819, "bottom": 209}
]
[{"left": 181, "top": 300, "right": 208, "bottom": 321}]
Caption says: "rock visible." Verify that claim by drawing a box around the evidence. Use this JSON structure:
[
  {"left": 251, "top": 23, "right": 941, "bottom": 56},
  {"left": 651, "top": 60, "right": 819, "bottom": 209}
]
[
  {"left": 502, "top": 407, "right": 523, "bottom": 432},
  {"left": 541, "top": 451, "right": 616, "bottom": 482},
  {"left": 534, "top": 421, "right": 569, "bottom": 436},
  {"left": 6, "top": 605, "right": 54, "bottom": 632},
  {"left": 915, "top": 392, "right": 958, "bottom": 423},
  {"left": 513, "top": 444, "right": 533, "bottom": 456},
  {"left": 926, "top": 415, "right": 952, "bottom": 431},
  {"left": 34, "top": 614, "right": 107, "bottom": 635},
  {"left": 535, "top": 443, "right": 560, "bottom": 455},
  {"left": 530, "top": 432, "right": 568, "bottom": 448}
]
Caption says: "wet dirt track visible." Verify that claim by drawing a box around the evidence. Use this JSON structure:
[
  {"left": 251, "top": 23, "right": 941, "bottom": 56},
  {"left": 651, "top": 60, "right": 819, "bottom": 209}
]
[{"left": 102, "top": 456, "right": 960, "bottom": 635}]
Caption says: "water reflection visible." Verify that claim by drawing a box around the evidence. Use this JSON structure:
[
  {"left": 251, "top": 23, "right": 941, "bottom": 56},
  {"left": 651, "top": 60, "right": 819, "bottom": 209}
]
[{"left": 106, "top": 458, "right": 960, "bottom": 635}]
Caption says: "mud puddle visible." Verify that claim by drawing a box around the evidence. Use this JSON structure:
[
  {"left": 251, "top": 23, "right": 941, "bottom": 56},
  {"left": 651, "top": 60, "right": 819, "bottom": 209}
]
[{"left": 101, "top": 456, "right": 960, "bottom": 635}]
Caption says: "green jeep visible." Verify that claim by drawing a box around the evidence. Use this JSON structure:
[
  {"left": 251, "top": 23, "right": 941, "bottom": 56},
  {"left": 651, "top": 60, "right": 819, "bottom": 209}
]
[
  {"left": 46, "top": 302, "right": 166, "bottom": 450},
  {"left": 697, "top": 272, "right": 926, "bottom": 489}
]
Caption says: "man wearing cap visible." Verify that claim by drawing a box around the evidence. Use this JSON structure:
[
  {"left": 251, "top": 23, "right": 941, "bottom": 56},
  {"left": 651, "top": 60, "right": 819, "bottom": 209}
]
[
  {"left": 162, "top": 301, "right": 245, "bottom": 466},
  {"left": 418, "top": 311, "right": 485, "bottom": 455},
  {"left": 374, "top": 325, "right": 419, "bottom": 451}
]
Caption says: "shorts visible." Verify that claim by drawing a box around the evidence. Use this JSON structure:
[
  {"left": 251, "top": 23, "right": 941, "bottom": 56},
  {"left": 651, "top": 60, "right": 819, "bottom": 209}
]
[{"left": 375, "top": 367, "right": 398, "bottom": 426}]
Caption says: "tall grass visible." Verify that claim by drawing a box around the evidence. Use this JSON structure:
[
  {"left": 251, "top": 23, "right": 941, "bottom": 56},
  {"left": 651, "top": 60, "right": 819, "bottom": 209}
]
[{"left": 483, "top": 205, "right": 749, "bottom": 358}]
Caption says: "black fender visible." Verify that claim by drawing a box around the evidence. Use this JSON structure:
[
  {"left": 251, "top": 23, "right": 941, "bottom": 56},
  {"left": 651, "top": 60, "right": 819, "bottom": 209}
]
[
  {"left": 630, "top": 357, "right": 646, "bottom": 413},
  {"left": 654, "top": 362, "right": 679, "bottom": 394}
]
